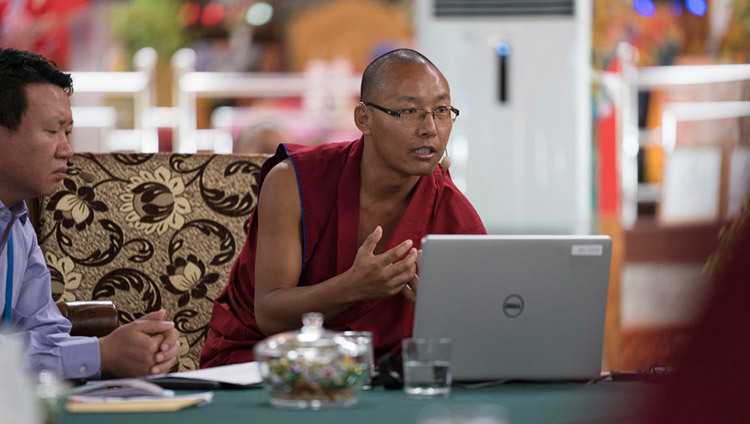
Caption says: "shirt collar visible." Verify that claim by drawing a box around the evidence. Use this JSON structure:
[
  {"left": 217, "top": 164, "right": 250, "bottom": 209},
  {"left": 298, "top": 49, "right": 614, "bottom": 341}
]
[{"left": 0, "top": 200, "right": 29, "bottom": 226}]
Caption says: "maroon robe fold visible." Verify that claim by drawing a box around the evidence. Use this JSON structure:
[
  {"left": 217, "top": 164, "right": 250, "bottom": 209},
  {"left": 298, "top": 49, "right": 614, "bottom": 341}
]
[{"left": 200, "top": 137, "right": 486, "bottom": 368}]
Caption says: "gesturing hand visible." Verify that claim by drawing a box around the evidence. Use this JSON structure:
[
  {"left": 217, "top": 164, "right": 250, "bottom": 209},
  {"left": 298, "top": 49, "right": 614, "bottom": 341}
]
[
  {"left": 345, "top": 226, "right": 419, "bottom": 302},
  {"left": 401, "top": 249, "right": 422, "bottom": 304}
]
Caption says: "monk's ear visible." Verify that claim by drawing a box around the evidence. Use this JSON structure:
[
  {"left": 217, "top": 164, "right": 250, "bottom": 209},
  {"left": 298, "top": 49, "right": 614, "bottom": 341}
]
[{"left": 354, "top": 102, "right": 371, "bottom": 135}]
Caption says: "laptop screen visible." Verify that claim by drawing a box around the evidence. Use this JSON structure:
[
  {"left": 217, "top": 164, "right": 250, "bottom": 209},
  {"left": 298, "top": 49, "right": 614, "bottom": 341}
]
[{"left": 413, "top": 235, "right": 612, "bottom": 381}]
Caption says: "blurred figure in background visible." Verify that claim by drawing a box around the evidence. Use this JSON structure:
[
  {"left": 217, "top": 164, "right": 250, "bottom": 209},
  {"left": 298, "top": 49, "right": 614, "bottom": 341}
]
[
  {"left": 645, "top": 199, "right": 750, "bottom": 423},
  {"left": 234, "top": 120, "right": 289, "bottom": 154}
]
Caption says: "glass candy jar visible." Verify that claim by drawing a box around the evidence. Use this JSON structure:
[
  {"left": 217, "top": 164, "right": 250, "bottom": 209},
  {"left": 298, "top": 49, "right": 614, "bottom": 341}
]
[{"left": 254, "top": 312, "right": 369, "bottom": 409}]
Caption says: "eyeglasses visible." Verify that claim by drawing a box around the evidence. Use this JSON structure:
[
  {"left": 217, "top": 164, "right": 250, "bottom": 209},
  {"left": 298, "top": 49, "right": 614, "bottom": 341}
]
[{"left": 362, "top": 102, "right": 459, "bottom": 126}]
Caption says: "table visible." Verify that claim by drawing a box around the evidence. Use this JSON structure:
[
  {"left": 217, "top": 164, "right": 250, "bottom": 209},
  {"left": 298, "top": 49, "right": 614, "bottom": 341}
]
[{"left": 60, "top": 381, "right": 657, "bottom": 424}]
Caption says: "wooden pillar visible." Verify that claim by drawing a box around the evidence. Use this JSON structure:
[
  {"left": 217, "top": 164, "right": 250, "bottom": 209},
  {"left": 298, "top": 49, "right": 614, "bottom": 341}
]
[{"left": 599, "top": 214, "right": 623, "bottom": 371}]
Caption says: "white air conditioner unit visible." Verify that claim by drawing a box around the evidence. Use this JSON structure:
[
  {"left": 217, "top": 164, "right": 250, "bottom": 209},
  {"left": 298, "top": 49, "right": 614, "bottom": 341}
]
[{"left": 416, "top": 0, "right": 592, "bottom": 234}]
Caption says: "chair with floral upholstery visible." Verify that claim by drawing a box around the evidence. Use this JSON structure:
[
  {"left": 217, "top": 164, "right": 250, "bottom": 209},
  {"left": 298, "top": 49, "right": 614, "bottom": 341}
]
[{"left": 33, "top": 152, "right": 268, "bottom": 371}]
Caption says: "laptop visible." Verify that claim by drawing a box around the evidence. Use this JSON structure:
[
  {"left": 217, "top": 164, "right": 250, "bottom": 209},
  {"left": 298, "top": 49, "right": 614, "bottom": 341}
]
[{"left": 413, "top": 235, "right": 612, "bottom": 381}]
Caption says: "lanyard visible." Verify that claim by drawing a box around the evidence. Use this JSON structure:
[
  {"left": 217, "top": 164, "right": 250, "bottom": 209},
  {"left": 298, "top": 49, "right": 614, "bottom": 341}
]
[{"left": 4, "top": 231, "right": 13, "bottom": 329}]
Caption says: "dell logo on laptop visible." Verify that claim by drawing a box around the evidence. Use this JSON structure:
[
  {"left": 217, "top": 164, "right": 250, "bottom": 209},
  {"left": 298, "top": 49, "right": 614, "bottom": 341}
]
[{"left": 502, "top": 294, "right": 524, "bottom": 318}]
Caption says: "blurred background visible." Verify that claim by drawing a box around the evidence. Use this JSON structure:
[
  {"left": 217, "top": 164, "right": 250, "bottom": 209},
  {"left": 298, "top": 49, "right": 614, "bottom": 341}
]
[{"left": 2, "top": 0, "right": 748, "bottom": 371}]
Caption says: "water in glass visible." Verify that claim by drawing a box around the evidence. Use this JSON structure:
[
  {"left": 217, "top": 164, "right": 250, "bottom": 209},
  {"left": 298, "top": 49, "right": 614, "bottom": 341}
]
[{"left": 403, "top": 360, "right": 452, "bottom": 397}]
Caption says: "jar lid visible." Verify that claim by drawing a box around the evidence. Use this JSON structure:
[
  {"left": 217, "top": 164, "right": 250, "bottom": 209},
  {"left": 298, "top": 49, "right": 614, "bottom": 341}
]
[{"left": 254, "top": 312, "right": 360, "bottom": 362}]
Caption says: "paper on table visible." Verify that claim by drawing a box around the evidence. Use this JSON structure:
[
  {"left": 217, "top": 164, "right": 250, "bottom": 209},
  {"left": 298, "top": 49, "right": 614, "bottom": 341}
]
[
  {"left": 72, "top": 378, "right": 172, "bottom": 398},
  {"left": 153, "top": 361, "right": 262, "bottom": 386},
  {"left": 66, "top": 392, "right": 213, "bottom": 413}
]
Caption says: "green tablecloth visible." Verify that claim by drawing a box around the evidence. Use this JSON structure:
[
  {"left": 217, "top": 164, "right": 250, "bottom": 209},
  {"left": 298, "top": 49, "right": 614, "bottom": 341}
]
[{"left": 60, "top": 381, "right": 657, "bottom": 424}]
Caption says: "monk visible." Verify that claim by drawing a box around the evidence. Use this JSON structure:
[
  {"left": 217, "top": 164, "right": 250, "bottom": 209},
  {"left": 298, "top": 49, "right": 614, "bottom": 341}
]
[{"left": 200, "top": 49, "right": 486, "bottom": 367}]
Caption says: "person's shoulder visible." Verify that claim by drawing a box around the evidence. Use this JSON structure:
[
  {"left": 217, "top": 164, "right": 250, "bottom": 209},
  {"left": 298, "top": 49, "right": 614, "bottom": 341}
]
[
  {"left": 262, "top": 158, "right": 299, "bottom": 198},
  {"left": 11, "top": 204, "right": 38, "bottom": 248},
  {"left": 284, "top": 140, "right": 357, "bottom": 161},
  {"left": 264, "top": 157, "right": 294, "bottom": 177},
  {"left": 430, "top": 166, "right": 463, "bottom": 195},
  {"left": 261, "top": 140, "right": 355, "bottom": 181},
  {"left": 281, "top": 139, "right": 360, "bottom": 180},
  {"left": 430, "top": 167, "right": 486, "bottom": 234}
]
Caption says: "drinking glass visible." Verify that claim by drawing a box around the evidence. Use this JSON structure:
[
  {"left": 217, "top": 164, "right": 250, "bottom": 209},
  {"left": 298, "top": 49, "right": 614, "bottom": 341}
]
[{"left": 402, "top": 337, "right": 452, "bottom": 397}]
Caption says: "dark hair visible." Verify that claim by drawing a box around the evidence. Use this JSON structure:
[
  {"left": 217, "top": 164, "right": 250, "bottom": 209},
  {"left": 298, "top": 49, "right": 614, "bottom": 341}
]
[
  {"left": 360, "top": 48, "right": 439, "bottom": 103},
  {"left": 0, "top": 48, "right": 73, "bottom": 131}
]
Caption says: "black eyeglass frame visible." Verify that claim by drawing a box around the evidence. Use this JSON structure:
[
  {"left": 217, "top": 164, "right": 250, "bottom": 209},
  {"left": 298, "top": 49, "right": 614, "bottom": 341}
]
[{"left": 361, "top": 102, "right": 460, "bottom": 123}]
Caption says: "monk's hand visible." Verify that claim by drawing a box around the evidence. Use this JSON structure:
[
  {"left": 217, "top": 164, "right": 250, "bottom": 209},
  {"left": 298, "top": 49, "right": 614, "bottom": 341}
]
[
  {"left": 401, "top": 249, "right": 421, "bottom": 304},
  {"left": 347, "top": 226, "right": 419, "bottom": 301}
]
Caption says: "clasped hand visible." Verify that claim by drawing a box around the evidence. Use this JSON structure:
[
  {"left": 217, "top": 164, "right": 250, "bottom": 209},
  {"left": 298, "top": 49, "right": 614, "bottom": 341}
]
[{"left": 98, "top": 309, "right": 180, "bottom": 377}]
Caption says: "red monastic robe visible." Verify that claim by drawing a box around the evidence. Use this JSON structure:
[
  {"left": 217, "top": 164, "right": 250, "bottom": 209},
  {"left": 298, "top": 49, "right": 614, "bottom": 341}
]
[{"left": 200, "top": 138, "right": 486, "bottom": 368}]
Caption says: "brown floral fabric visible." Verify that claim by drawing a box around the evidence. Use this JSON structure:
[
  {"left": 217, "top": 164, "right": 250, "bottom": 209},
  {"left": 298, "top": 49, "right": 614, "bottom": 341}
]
[{"left": 36, "top": 152, "right": 268, "bottom": 371}]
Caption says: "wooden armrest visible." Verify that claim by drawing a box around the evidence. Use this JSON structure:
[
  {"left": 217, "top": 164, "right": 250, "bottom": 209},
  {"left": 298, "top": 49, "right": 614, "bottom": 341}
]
[{"left": 57, "top": 301, "right": 119, "bottom": 337}]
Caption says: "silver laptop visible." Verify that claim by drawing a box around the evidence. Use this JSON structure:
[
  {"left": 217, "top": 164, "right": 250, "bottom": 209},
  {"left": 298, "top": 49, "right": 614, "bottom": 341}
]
[{"left": 413, "top": 235, "right": 611, "bottom": 381}]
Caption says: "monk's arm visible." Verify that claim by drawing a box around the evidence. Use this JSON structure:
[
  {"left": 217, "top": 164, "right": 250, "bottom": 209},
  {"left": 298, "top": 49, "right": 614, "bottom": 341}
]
[{"left": 254, "top": 160, "right": 418, "bottom": 336}]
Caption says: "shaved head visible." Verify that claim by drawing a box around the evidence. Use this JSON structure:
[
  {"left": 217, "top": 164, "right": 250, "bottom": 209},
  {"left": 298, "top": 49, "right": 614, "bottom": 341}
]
[{"left": 360, "top": 49, "right": 442, "bottom": 103}]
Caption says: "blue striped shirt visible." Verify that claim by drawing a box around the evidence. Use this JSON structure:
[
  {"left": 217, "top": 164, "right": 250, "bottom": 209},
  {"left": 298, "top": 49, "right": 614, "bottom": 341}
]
[{"left": 1, "top": 200, "right": 100, "bottom": 379}]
